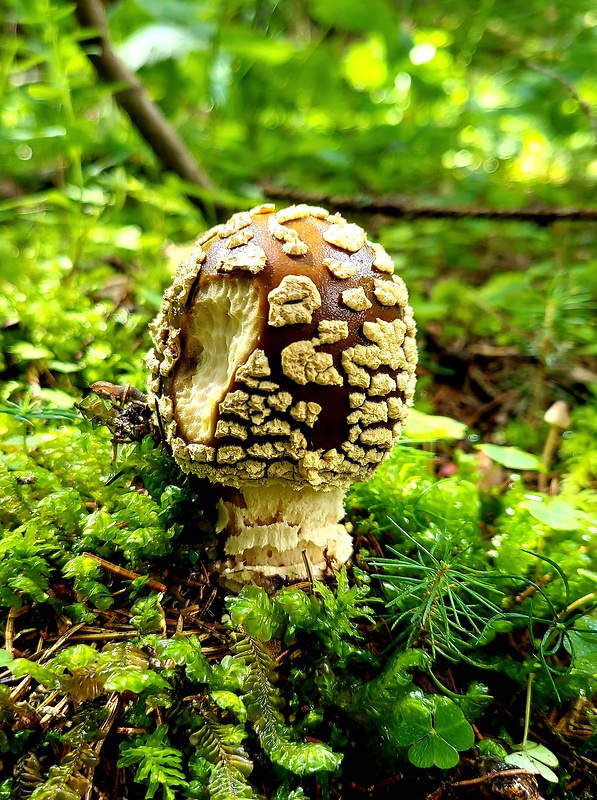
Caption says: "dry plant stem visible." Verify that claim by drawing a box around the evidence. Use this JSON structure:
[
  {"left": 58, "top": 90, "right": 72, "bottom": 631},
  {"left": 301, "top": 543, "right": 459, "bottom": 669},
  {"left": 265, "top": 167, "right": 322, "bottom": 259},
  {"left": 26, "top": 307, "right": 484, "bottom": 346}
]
[
  {"left": 522, "top": 672, "right": 534, "bottom": 749},
  {"left": 451, "top": 769, "right": 539, "bottom": 788},
  {"left": 4, "top": 605, "right": 24, "bottom": 657},
  {"left": 82, "top": 551, "right": 167, "bottom": 592},
  {"left": 539, "top": 426, "right": 563, "bottom": 493},
  {"left": 73, "top": 0, "right": 214, "bottom": 203},
  {"left": 563, "top": 592, "right": 597, "bottom": 616},
  {"left": 262, "top": 184, "right": 597, "bottom": 224},
  {"left": 83, "top": 692, "right": 121, "bottom": 800}
]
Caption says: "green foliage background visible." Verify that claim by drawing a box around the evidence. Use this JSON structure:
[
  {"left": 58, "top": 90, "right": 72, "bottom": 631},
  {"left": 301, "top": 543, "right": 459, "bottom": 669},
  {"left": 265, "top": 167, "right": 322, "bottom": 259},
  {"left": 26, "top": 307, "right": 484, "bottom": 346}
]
[{"left": 1, "top": 0, "right": 597, "bottom": 798}]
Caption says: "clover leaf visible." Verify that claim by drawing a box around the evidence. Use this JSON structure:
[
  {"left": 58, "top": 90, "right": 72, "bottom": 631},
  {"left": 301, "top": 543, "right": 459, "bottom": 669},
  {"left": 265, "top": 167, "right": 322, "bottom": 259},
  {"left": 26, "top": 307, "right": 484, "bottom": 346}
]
[
  {"left": 505, "top": 742, "right": 559, "bottom": 782},
  {"left": 394, "top": 695, "right": 475, "bottom": 769}
]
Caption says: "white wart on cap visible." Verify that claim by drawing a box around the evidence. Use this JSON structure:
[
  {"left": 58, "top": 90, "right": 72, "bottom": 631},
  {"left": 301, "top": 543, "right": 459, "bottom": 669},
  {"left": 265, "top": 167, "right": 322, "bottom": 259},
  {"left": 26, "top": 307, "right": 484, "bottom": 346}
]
[{"left": 147, "top": 204, "right": 417, "bottom": 586}]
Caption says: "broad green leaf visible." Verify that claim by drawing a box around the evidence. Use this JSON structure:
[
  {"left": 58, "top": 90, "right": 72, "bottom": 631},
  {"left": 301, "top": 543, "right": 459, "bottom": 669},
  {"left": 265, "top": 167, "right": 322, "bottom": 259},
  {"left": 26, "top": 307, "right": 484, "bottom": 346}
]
[
  {"left": 50, "top": 644, "right": 98, "bottom": 672},
  {"left": 433, "top": 697, "right": 475, "bottom": 751},
  {"left": 47, "top": 360, "right": 84, "bottom": 374},
  {"left": 343, "top": 36, "right": 388, "bottom": 90},
  {"left": 564, "top": 616, "right": 597, "bottom": 675},
  {"left": 406, "top": 735, "right": 435, "bottom": 768},
  {"left": 222, "top": 27, "right": 296, "bottom": 65},
  {"left": 102, "top": 667, "right": 170, "bottom": 694},
  {"left": 476, "top": 444, "right": 543, "bottom": 471},
  {"left": 212, "top": 690, "right": 248, "bottom": 722},
  {"left": 523, "top": 742, "right": 559, "bottom": 767},
  {"left": 12, "top": 126, "right": 67, "bottom": 140},
  {"left": 154, "top": 635, "right": 211, "bottom": 684},
  {"left": 226, "top": 585, "right": 287, "bottom": 642},
  {"left": 0, "top": 649, "right": 13, "bottom": 667},
  {"left": 518, "top": 498, "right": 591, "bottom": 530},
  {"left": 118, "top": 24, "right": 203, "bottom": 71},
  {"left": 403, "top": 410, "right": 467, "bottom": 441},
  {"left": 395, "top": 698, "right": 433, "bottom": 746},
  {"left": 38, "top": 388, "right": 78, "bottom": 407},
  {"left": 26, "top": 83, "right": 65, "bottom": 101},
  {"left": 271, "top": 740, "right": 342, "bottom": 774},
  {"left": 9, "top": 342, "right": 53, "bottom": 361},
  {"left": 431, "top": 737, "right": 461, "bottom": 770},
  {"left": 9, "top": 659, "right": 61, "bottom": 689},
  {"left": 504, "top": 750, "right": 558, "bottom": 782},
  {"left": 307, "top": 0, "right": 395, "bottom": 34},
  {"left": 408, "top": 733, "right": 460, "bottom": 769}
]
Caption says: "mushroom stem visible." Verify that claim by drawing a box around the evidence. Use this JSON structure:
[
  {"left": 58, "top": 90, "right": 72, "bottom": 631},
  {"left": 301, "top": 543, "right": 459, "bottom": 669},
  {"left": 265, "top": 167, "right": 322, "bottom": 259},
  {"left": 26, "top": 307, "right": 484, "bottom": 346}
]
[
  {"left": 539, "top": 401, "right": 571, "bottom": 493},
  {"left": 214, "top": 482, "right": 353, "bottom": 589}
]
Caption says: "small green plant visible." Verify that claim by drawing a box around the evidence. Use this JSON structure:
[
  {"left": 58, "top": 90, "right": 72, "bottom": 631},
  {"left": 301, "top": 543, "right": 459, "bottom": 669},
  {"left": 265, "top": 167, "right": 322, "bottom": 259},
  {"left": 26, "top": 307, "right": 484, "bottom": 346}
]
[
  {"left": 393, "top": 694, "right": 475, "bottom": 769},
  {"left": 231, "top": 633, "right": 342, "bottom": 775},
  {"left": 0, "top": 389, "right": 79, "bottom": 450},
  {"left": 368, "top": 527, "right": 509, "bottom": 659},
  {"left": 118, "top": 725, "right": 189, "bottom": 800},
  {"left": 504, "top": 674, "right": 559, "bottom": 782}
]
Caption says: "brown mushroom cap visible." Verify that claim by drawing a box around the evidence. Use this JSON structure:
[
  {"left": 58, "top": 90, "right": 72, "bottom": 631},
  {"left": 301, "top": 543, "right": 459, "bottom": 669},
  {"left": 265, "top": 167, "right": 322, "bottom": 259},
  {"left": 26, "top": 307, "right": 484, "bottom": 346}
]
[{"left": 147, "top": 204, "right": 417, "bottom": 492}]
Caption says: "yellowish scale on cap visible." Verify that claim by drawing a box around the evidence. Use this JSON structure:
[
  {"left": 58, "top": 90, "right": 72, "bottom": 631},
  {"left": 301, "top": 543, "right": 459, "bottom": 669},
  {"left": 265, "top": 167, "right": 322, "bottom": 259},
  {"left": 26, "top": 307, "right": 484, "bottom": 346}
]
[
  {"left": 268, "top": 275, "right": 321, "bottom": 327},
  {"left": 341, "top": 287, "right": 372, "bottom": 311}
]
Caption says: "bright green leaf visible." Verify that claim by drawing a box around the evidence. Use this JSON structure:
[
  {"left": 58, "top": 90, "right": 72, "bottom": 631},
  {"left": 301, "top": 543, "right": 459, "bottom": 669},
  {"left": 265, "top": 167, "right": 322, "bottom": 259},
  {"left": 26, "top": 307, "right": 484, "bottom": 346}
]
[
  {"left": 118, "top": 24, "right": 204, "bottom": 70},
  {"left": 222, "top": 27, "right": 296, "bottom": 65},
  {"left": 433, "top": 697, "right": 475, "bottom": 751},
  {"left": 307, "top": 0, "right": 394, "bottom": 33},
  {"left": 523, "top": 742, "right": 559, "bottom": 768},
  {"left": 403, "top": 410, "right": 467, "bottom": 441},
  {"left": 476, "top": 444, "right": 543, "bottom": 471},
  {"left": 406, "top": 735, "right": 436, "bottom": 768},
  {"left": 9, "top": 342, "right": 53, "bottom": 361},
  {"left": 0, "top": 649, "right": 13, "bottom": 667},
  {"left": 343, "top": 36, "right": 388, "bottom": 90},
  {"left": 212, "top": 690, "right": 248, "bottom": 722},
  {"left": 395, "top": 698, "right": 433, "bottom": 746},
  {"left": 504, "top": 750, "right": 558, "bottom": 782},
  {"left": 565, "top": 615, "right": 597, "bottom": 674},
  {"left": 518, "top": 497, "right": 590, "bottom": 530}
]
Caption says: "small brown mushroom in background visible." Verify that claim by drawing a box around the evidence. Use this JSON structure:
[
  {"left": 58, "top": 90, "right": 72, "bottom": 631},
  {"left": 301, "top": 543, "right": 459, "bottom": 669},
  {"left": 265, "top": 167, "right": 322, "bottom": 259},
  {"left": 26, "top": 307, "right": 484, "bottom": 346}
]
[{"left": 147, "top": 204, "right": 417, "bottom": 588}]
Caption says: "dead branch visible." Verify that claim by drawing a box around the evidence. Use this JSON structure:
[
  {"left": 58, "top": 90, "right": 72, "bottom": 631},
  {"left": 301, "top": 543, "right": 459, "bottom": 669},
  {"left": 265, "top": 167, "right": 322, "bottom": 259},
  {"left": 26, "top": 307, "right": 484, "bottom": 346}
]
[
  {"left": 527, "top": 60, "right": 597, "bottom": 145},
  {"left": 262, "top": 183, "right": 597, "bottom": 225},
  {"left": 73, "top": 0, "right": 215, "bottom": 209},
  {"left": 82, "top": 551, "right": 167, "bottom": 593}
]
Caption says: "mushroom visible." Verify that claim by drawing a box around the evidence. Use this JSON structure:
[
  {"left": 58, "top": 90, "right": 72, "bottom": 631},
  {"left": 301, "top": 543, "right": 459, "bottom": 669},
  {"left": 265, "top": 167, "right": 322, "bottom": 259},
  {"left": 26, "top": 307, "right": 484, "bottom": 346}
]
[
  {"left": 147, "top": 204, "right": 417, "bottom": 587},
  {"left": 539, "top": 400, "right": 571, "bottom": 492}
]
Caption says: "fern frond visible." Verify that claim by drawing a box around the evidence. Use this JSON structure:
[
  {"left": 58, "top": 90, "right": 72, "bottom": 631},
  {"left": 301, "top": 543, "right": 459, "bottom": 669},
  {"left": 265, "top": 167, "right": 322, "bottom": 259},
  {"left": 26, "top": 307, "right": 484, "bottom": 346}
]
[
  {"left": 191, "top": 712, "right": 254, "bottom": 777},
  {"left": 208, "top": 763, "right": 255, "bottom": 800},
  {"left": 118, "top": 725, "right": 188, "bottom": 800},
  {"left": 233, "top": 634, "right": 342, "bottom": 775},
  {"left": 189, "top": 711, "right": 256, "bottom": 799},
  {"left": 28, "top": 713, "right": 104, "bottom": 800}
]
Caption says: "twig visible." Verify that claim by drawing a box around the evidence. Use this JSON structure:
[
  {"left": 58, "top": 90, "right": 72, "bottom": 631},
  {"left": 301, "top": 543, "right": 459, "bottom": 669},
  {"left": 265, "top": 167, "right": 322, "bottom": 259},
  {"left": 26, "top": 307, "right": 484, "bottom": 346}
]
[
  {"left": 46, "top": 631, "right": 138, "bottom": 642},
  {"left": 4, "top": 606, "right": 22, "bottom": 657},
  {"left": 262, "top": 183, "right": 597, "bottom": 225},
  {"left": 301, "top": 549, "right": 315, "bottom": 587},
  {"left": 38, "top": 694, "right": 70, "bottom": 729},
  {"left": 73, "top": 0, "right": 216, "bottom": 211},
  {"left": 451, "top": 768, "right": 539, "bottom": 788},
  {"left": 83, "top": 692, "right": 121, "bottom": 800},
  {"left": 116, "top": 726, "right": 147, "bottom": 735},
  {"left": 527, "top": 60, "right": 597, "bottom": 145},
  {"left": 82, "top": 551, "right": 167, "bottom": 593}
]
